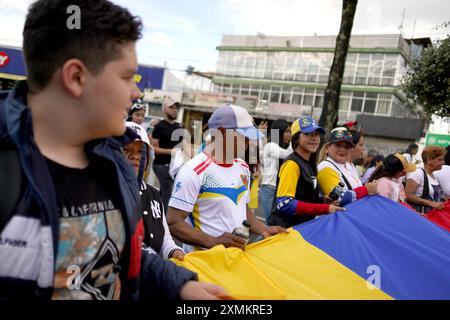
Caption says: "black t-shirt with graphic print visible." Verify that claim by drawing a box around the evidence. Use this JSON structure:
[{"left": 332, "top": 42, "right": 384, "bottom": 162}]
[{"left": 46, "top": 157, "right": 126, "bottom": 300}]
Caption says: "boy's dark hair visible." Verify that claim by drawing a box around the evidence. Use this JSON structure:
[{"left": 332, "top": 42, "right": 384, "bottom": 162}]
[{"left": 23, "top": 0, "right": 143, "bottom": 91}]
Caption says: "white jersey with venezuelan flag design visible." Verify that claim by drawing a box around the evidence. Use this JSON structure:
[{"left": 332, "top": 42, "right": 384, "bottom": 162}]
[{"left": 169, "top": 152, "right": 250, "bottom": 252}]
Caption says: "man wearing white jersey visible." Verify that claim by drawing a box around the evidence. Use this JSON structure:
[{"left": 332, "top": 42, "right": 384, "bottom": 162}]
[{"left": 167, "top": 104, "right": 286, "bottom": 252}]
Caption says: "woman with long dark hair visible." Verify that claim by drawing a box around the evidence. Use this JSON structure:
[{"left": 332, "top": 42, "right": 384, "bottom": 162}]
[{"left": 260, "top": 120, "right": 292, "bottom": 220}]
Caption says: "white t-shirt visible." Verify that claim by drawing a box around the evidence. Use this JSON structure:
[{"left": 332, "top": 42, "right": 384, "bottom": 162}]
[
  {"left": 403, "top": 153, "right": 413, "bottom": 164},
  {"left": 435, "top": 165, "right": 450, "bottom": 197},
  {"left": 407, "top": 168, "right": 441, "bottom": 200},
  {"left": 318, "top": 158, "right": 363, "bottom": 191},
  {"left": 261, "top": 142, "right": 292, "bottom": 187},
  {"left": 169, "top": 152, "right": 250, "bottom": 252}
]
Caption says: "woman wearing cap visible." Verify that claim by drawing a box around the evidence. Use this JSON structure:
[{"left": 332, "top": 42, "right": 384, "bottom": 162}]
[
  {"left": 267, "top": 117, "right": 345, "bottom": 229},
  {"left": 317, "top": 127, "right": 378, "bottom": 206},
  {"left": 127, "top": 99, "right": 146, "bottom": 125},
  {"left": 260, "top": 119, "right": 292, "bottom": 220},
  {"left": 123, "top": 122, "right": 184, "bottom": 260},
  {"left": 405, "top": 146, "right": 447, "bottom": 214},
  {"left": 368, "top": 154, "right": 416, "bottom": 203}
]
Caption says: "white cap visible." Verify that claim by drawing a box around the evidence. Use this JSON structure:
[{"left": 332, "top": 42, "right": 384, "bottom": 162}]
[
  {"left": 125, "top": 122, "right": 151, "bottom": 146},
  {"left": 162, "top": 97, "right": 181, "bottom": 109}
]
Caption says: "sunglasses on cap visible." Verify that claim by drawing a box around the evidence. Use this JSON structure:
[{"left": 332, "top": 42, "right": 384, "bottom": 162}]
[
  {"left": 131, "top": 103, "right": 145, "bottom": 112},
  {"left": 329, "top": 127, "right": 354, "bottom": 146}
]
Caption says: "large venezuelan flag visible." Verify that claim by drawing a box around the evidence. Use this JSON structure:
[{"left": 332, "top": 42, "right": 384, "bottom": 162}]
[{"left": 173, "top": 196, "right": 450, "bottom": 300}]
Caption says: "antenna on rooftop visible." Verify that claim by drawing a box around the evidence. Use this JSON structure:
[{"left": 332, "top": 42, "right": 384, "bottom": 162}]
[{"left": 398, "top": 8, "right": 406, "bottom": 36}]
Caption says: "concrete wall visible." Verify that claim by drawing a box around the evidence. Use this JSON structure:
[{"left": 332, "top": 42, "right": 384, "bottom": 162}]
[{"left": 364, "top": 136, "right": 415, "bottom": 156}]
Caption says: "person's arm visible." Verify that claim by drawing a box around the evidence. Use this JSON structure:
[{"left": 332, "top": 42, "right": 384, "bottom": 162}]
[
  {"left": 139, "top": 249, "right": 229, "bottom": 300},
  {"left": 317, "top": 166, "right": 342, "bottom": 197},
  {"left": 361, "top": 167, "right": 374, "bottom": 184},
  {"left": 317, "top": 166, "right": 375, "bottom": 206},
  {"left": 246, "top": 207, "right": 286, "bottom": 238},
  {"left": 151, "top": 137, "right": 172, "bottom": 156},
  {"left": 267, "top": 142, "right": 292, "bottom": 160},
  {"left": 179, "top": 281, "right": 230, "bottom": 300},
  {"left": 405, "top": 178, "right": 443, "bottom": 210},
  {"left": 167, "top": 207, "right": 247, "bottom": 250},
  {"left": 139, "top": 249, "right": 197, "bottom": 300},
  {"left": 276, "top": 161, "right": 343, "bottom": 216},
  {"left": 160, "top": 207, "right": 185, "bottom": 260}
]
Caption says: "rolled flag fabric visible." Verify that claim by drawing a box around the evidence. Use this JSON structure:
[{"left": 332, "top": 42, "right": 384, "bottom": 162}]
[{"left": 173, "top": 196, "right": 450, "bottom": 300}]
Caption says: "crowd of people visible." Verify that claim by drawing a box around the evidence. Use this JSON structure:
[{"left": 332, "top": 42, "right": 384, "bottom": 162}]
[{"left": 0, "top": 0, "right": 448, "bottom": 301}]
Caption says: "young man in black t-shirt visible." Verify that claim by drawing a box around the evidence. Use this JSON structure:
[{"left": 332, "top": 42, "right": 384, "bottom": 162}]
[
  {"left": 151, "top": 97, "right": 183, "bottom": 210},
  {"left": 0, "top": 0, "right": 226, "bottom": 300}
]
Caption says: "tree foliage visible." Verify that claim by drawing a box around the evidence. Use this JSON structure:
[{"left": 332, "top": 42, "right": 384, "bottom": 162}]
[{"left": 402, "top": 34, "right": 450, "bottom": 119}]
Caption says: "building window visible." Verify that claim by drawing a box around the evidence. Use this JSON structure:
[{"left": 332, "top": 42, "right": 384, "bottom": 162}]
[
  {"left": 281, "top": 87, "right": 292, "bottom": 104},
  {"left": 344, "top": 54, "right": 357, "bottom": 84},
  {"left": 339, "top": 95, "right": 351, "bottom": 111},
  {"left": 241, "top": 84, "right": 250, "bottom": 96},
  {"left": 377, "top": 94, "right": 392, "bottom": 115},
  {"left": 222, "top": 83, "right": 231, "bottom": 94},
  {"left": 231, "top": 84, "right": 240, "bottom": 95},
  {"left": 307, "top": 63, "right": 319, "bottom": 82},
  {"left": 270, "top": 86, "right": 281, "bottom": 103},
  {"left": 292, "top": 93, "right": 303, "bottom": 105},
  {"left": 303, "top": 88, "right": 315, "bottom": 106},
  {"left": 351, "top": 92, "right": 364, "bottom": 112},
  {"left": 363, "top": 97, "right": 377, "bottom": 113},
  {"left": 382, "top": 55, "right": 397, "bottom": 86},
  {"left": 314, "top": 95, "right": 324, "bottom": 109}
]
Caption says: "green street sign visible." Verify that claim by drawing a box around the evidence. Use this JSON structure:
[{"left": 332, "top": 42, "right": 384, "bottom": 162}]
[{"left": 425, "top": 133, "right": 450, "bottom": 147}]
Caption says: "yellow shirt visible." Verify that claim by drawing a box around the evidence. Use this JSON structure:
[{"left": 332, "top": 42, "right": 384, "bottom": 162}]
[
  {"left": 276, "top": 160, "right": 301, "bottom": 198},
  {"left": 317, "top": 167, "right": 341, "bottom": 197}
]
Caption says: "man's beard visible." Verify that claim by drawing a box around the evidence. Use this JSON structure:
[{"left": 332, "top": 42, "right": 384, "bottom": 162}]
[{"left": 167, "top": 114, "right": 177, "bottom": 121}]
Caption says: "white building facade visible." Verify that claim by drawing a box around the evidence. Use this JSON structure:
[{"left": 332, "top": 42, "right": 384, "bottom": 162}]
[{"left": 212, "top": 34, "right": 427, "bottom": 122}]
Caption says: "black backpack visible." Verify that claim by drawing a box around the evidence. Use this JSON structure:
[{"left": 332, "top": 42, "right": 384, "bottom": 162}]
[{"left": 0, "top": 142, "right": 24, "bottom": 232}]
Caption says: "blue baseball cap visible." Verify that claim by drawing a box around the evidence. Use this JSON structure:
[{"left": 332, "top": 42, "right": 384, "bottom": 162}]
[
  {"left": 208, "top": 104, "right": 264, "bottom": 140},
  {"left": 291, "top": 116, "right": 325, "bottom": 136}
]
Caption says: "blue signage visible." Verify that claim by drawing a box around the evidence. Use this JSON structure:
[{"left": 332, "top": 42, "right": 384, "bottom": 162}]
[
  {"left": 135, "top": 65, "right": 164, "bottom": 91},
  {"left": 0, "top": 47, "right": 26, "bottom": 77},
  {"left": 0, "top": 46, "right": 165, "bottom": 91}
]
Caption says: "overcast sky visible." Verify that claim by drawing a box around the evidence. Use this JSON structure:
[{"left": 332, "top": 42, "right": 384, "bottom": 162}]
[{"left": 0, "top": 0, "right": 449, "bottom": 72}]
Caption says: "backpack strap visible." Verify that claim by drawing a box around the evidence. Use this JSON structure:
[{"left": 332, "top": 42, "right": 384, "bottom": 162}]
[
  {"left": 325, "top": 160, "right": 353, "bottom": 190},
  {"left": 420, "top": 168, "right": 430, "bottom": 200},
  {"left": 0, "top": 142, "right": 24, "bottom": 232}
]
